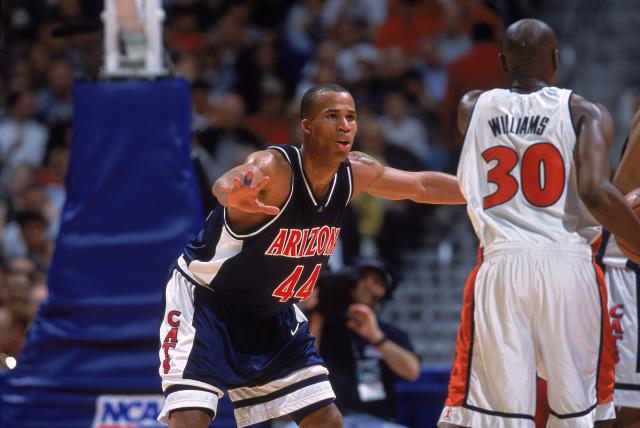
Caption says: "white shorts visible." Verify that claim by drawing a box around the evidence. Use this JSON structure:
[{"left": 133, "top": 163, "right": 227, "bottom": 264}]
[
  {"left": 439, "top": 243, "right": 615, "bottom": 428},
  {"left": 605, "top": 263, "right": 640, "bottom": 409}
]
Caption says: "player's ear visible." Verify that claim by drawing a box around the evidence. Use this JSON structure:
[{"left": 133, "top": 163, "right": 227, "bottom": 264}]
[
  {"left": 552, "top": 48, "right": 559, "bottom": 74},
  {"left": 499, "top": 52, "right": 508, "bottom": 73},
  {"left": 301, "top": 118, "right": 311, "bottom": 136}
]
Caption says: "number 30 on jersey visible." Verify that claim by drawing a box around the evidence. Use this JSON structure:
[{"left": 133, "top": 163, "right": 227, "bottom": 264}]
[{"left": 483, "top": 142, "right": 565, "bottom": 209}]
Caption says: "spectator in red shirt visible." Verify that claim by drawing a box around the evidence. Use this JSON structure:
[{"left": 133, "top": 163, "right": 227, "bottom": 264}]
[
  {"left": 440, "top": 22, "right": 508, "bottom": 167},
  {"left": 247, "top": 79, "right": 291, "bottom": 147},
  {"left": 375, "top": 0, "right": 443, "bottom": 57}
]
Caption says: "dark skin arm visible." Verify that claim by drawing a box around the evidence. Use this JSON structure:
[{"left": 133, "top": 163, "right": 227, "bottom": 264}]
[
  {"left": 456, "top": 89, "right": 483, "bottom": 134},
  {"left": 212, "top": 149, "right": 292, "bottom": 233},
  {"left": 613, "top": 106, "right": 640, "bottom": 194},
  {"left": 349, "top": 152, "right": 465, "bottom": 204},
  {"left": 214, "top": 145, "right": 464, "bottom": 234},
  {"left": 571, "top": 95, "right": 640, "bottom": 254}
]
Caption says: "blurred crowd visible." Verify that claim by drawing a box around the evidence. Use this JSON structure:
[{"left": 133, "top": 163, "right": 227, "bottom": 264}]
[{"left": 0, "top": 0, "right": 538, "bottom": 368}]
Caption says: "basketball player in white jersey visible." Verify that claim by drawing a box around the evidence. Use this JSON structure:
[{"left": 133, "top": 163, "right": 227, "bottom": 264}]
[
  {"left": 600, "top": 107, "right": 640, "bottom": 428},
  {"left": 438, "top": 19, "right": 640, "bottom": 428}
]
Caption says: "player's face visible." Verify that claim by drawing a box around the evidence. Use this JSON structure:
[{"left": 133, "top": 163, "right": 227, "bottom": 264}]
[{"left": 303, "top": 91, "right": 357, "bottom": 161}]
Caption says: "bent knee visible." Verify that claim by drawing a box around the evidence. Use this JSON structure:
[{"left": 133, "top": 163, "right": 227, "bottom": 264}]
[
  {"left": 300, "top": 404, "right": 343, "bottom": 428},
  {"left": 168, "top": 408, "right": 213, "bottom": 428},
  {"left": 323, "top": 406, "right": 343, "bottom": 427}
]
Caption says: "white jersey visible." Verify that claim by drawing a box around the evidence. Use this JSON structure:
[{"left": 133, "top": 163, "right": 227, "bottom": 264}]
[{"left": 458, "top": 87, "right": 601, "bottom": 247}]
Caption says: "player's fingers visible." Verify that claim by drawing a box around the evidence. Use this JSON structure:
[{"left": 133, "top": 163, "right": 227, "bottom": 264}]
[
  {"left": 255, "top": 176, "right": 270, "bottom": 189},
  {"left": 232, "top": 177, "right": 242, "bottom": 188},
  {"left": 218, "top": 184, "right": 234, "bottom": 193},
  {"left": 256, "top": 201, "right": 280, "bottom": 216},
  {"left": 243, "top": 170, "right": 254, "bottom": 186}
]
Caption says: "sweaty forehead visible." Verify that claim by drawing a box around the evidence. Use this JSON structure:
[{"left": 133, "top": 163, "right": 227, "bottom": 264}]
[{"left": 312, "top": 91, "right": 355, "bottom": 115}]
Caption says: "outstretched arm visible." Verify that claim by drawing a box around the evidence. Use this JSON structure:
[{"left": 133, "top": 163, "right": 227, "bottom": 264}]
[
  {"left": 349, "top": 152, "right": 465, "bottom": 204},
  {"left": 572, "top": 97, "right": 640, "bottom": 254},
  {"left": 212, "top": 150, "right": 291, "bottom": 232},
  {"left": 613, "top": 107, "right": 640, "bottom": 194}
]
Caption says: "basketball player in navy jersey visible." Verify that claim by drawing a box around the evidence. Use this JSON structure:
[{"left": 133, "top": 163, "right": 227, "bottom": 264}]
[
  {"left": 438, "top": 19, "right": 640, "bottom": 428},
  {"left": 157, "top": 83, "right": 465, "bottom": 428}
]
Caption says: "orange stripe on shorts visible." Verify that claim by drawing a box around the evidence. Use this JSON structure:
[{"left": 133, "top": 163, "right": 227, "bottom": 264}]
[
  {"left": 445, "top": 246, "right": 484, "bottom": 407},
  {"left": 592, "top": 256, "right": 615, "bottom": 405}
]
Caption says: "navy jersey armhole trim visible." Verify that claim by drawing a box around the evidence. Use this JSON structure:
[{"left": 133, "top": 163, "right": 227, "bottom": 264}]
[{"left": 345, "top": 161, "right": 353, "bottom": 206}]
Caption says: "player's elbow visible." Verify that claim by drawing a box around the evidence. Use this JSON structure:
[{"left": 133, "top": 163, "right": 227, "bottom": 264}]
[{"left": 578, "top": 181, "right": 609, "bottom": 209}]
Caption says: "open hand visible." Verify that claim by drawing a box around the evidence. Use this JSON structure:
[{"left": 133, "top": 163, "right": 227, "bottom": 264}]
[{"left": 218, "top": 168, "right": 280, "bottom": 215}]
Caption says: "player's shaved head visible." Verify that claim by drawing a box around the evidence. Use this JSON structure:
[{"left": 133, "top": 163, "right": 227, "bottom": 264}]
[
  {"left": 300, "top": 84, "right": 350, "bottom": 120},
  {"left": 500, "top": 19, "right": 559, "bottom": 86}
]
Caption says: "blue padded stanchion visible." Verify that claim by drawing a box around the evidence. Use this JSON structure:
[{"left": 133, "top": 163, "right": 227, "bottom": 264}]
[{"left": 0, "top": 78, "right": 203, "bottom": 428}]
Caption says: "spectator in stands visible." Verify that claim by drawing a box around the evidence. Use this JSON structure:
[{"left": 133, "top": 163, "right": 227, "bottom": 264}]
[
  {"left": 375, "top": 0, "right": 443, "bottom": 57},
  {"left": 350, "top": 119, "right": 388, "bottom": 256},
  {"left": 321, "top": 0, "right": 389, "bottom": 37},
  {"left": 1, "top": 266, "right": 31, "bottom": 308},
  {"left": 332, "top": 16, "right": 379, "bottom": 85},
  {"left": 234, "top": 35, "right": 289, "bottom": 115},
  {"left": 247, "top": 78, "right": 291, "bottom": 146},
  {"left": 455, "top": 0, "right": 504, "bottom": 42},
  {"left": 0, "top": 304, "right": 32, "bottom": 366},
  {"left": 29, "top": 283, "right": 48, "bottom": 318},
  {"left": 413, "top": 36, "right": 448, "bottom": 105},
  {"left": 36, "top": 58, "right": 74, "bottom": 125},
  {"left": 191, "top": 80, "right": 215, "bottom": 133},
  {"left": 312, "top": 259, "right": 420, "bottom": 427},
  {"left": 299, "top": 39, "right": 339, "bottom": 83},
  {"left": 437, "top": 4, "right": 472, "bottom": 64},
  {"left": 440, "top": 22, "right": 508, "bottom": 166},
  {"left": 284, "top": 0, "right": 325, "bottom": 59},
  {"left": 196, "top": 92, "right": 263, "bottom": 181},
  {"left": 0, "top": 91, "right": 49, "bottom": 187},
  {"left": 379, "top": 91, "right": 430, "bottom": 166},
  {"left": 17, "top": 211, "right": 52, "bottom": 271}
]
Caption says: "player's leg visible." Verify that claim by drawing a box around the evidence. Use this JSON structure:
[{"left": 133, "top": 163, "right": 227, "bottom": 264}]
[
  {"left": 538, "top": 251, "right": 615, "bottom": 427},
  {"left": 439, "top": 246, "right": 537, "bottom": 427},
  {"left": 297, "top": 403, "right": 343, "bottom": 428},
  {"left": 613, "top": 407, "right": 640, "bottom": 427},
  {"left": 228, "top": 304, "right": 337, "bottom": 427},
  {"left": 605, "top": 263, "right": 640, "bottom": 428},
  {"left": 167, "top": 408, "right": 213, "bottom": 428},
  {"left": 157, "top": 268, "right": 225, "bottom": 425}
]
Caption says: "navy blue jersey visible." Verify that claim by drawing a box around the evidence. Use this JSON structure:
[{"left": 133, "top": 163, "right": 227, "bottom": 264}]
[{"left": 178, "top": 145, "right": 353, "bottom": 317}]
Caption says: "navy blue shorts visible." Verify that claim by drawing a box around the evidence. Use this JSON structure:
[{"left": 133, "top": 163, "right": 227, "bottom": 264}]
[{"left": 158, "top": 267, "right": 335, "bottom": 426}]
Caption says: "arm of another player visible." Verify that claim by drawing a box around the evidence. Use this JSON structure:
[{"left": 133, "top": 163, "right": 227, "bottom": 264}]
[
  {"left": 573, "top": 97, "right": 640, "bottom": 254},
  {"left": 613, "top": 107, "right": 640, "bottom": 193}
]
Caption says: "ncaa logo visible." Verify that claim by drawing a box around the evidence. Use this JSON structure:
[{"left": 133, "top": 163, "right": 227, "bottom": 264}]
[{"left": 92, "top": 395, "right": 165, "bottom": 428}]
